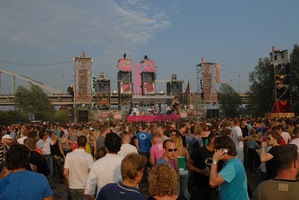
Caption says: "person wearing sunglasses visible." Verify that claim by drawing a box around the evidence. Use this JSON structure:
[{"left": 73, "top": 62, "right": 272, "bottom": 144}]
[
  {"left": 254, "top": 144, "right": 299, "bottom": 200},
  {"left": 260, "top": 130, "right": 281, "bottom": 181},
  {"left": 156, "top": 139, "right": 179, "bottom": 175}
]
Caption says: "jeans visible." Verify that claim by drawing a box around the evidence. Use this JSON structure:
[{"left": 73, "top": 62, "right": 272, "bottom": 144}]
[
  {"left": 44, "top": 155, "right": 53, "bottom": 185},
  {"left": 180, "top": 171, "right": 189, "bottom": 200}
]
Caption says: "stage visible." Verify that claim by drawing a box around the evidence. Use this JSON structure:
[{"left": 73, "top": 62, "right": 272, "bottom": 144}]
[{"left": 126, "top": 114, "right": 180, "bottom": 122}]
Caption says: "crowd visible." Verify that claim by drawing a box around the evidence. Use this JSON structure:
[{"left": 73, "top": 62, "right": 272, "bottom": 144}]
[{"left": 0, "top": 116, "right": 299, "bottom": 200}]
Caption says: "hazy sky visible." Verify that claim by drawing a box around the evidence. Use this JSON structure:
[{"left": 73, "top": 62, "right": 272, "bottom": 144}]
[{"left": 0, "top": 0, "right": 299, "bottom": 94}]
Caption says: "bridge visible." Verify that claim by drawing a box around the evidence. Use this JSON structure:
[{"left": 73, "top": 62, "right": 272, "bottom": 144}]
[{"left": 0, "top": 69, "right": 250, "bottom": 106}]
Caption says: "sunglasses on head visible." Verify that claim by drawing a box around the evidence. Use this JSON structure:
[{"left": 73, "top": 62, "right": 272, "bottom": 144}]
[{"left": 167, "top": 148, "right": 177, "bottom": 152}]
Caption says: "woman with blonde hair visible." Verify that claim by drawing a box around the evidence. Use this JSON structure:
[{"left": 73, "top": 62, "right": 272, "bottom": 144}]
[
  {"left": 148, "top": 164, "right": 187, "bottom": 200},
  {"left": 174, "top": 135, "right": 190, "bottom": 200}
]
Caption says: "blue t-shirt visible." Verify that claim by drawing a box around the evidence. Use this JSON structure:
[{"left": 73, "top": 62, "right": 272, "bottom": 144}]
[
  {"left": 136, "top": 131, "right": 152, "bottom": 152},
  {"left": 0, "top": 170, "right": 53, "bottom": 200},
  {"left": 218, "top": 158, "right": 249, "bottom": 200},
  {"left": 97, "top": 181, "right": 146, "bottom": 200}
]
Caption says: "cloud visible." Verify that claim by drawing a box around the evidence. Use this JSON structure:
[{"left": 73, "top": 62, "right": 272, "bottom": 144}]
[
  {"left": 0, "top": 0, "right": 170, "bottom": 53},
  {"left": 0, "top": 0, "right": 171, "bottom": 92}
]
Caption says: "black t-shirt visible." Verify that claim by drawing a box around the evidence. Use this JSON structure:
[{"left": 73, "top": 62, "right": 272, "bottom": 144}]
[
  {"left": 241, "top": 125, "right": 249, "bottom": 138},
  {"left": 190, "top": 146, "right": 214, "bottom": 189},
  {"left": 266, "top": 146, "right": 280, "bottom": 180},
  {"left": 29, "top": 150, "right": 50, "bottom": 176}
]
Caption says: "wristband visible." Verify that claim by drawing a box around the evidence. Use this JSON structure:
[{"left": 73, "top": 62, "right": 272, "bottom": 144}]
[{"left": 212, "top": 160, "right": 217, "bottom": 165}]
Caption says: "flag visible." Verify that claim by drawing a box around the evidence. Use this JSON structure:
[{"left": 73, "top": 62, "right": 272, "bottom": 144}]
[{"left": 185, "top": 80, "right": 190, "bottom": 97}]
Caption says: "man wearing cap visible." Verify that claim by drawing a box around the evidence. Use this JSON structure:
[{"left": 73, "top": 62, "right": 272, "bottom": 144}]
[{"left": 2, "top": 134, "right": 18, "bottom": 149}]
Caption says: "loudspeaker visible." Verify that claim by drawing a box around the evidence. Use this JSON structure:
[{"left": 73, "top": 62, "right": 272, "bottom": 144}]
[
  {"left": 96, "top": 80, "right": 110, "bottom": 93},
  {"left": 141, "top": 72, "right": 155, "bottom": 83},
  {"left": 166, "top": 81, "right": 183, "bottom": 95},
  {"left": 118, "top": 71, "right": 132, "bottom": 83}
]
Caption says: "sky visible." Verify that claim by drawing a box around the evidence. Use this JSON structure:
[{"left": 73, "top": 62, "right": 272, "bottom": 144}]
[{"left": 0, "top": 0, "right": 299, "bottom": 95}]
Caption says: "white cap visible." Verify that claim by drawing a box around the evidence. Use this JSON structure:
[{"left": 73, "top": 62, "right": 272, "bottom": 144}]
[{"left": 2, "top": 134, "right": 13, "bottom": 140}]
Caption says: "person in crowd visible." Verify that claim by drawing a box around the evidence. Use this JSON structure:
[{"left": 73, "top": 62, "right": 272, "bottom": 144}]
[
  {"left": 260, "top": 130, "right": 281, "bottom": 180},
  {"left": 272, "top": 125, "right": 291, "bottom": 144},
  {"left": 135, "top": 123, "right": 152, "bottom": 176},
  {"left": 17, "top": 126, "right": 28, "bottom": 144},
  {"left": 169, "top": 129, "right": 178, "bottom": 140},
  {"left": 156, "top": 139, "right": 179, "bottom": 174},
  {"left": 157, "top": 125, "right": 169, "bottom": 141},
  {"left": 64, "top": 135, "right": 94, "bottom": 200},
  {"left": 253, "top": 121, "right": 264, "bottom": 133},
  {"left": 8, "top": 124, "right": 17, "bottom": 140},
  {"left": 188, "top": 124, "right": 204, "bottom": 155},
  {"left": 221, "top": 127, "right": 233, "bottom": 138},
  {"left": 0, "top": 144, "right": 53, "bottom": 200},
  {"left": 97, "top": 153, "right": 147, "bottom": 200},
  {"left": 290, "top": 127, "right": 299, "bottom": 149},
  {"left": 51, "top": 124, "right": 61, "bottom": 137},
  {"left": 187, "top": 133, "right": 219, "bottom": 200},
  {"left": 95, "top": 146, "right": 107, "bottom": 160},
  {"left": 209, "top": 136, "right": 249, "bottom": 200},
  {"left": 59, "top": 124, "right": 69, "bottom": 138},
  {"left": 240, "top": 119, "right": 250, "bottom": 166},
  {"left": 149, "top": 132, "right": 164, "bottom": 166},
  {"left": 94, "top": 124, "right": 110, "bottom": 156},
  {"left": 200, "top": 123, "right": 211, "bottom": 146},
  {"left": 174, "top": 134, "right": 190, "bottom": 200},
  {"left": 118, "top": 133, "right": 138, "bottom": 157},
  {"left": 2, "top": 134, "right": 18, "bottom": 149},
  {"left": 254, "top": 144, "right": 299, "bottom": 199},
  {"left": 148, "top": 164, "right": 187, "bottom": 200},
  {"left": 85, "top": 132, "right": 123, "bottom": 199},
  {"left": 232, "top": 117, "right": 247, "bottom": 163},
  {"left": 178, "top": 123, "right": 187, "bottom": 148},
  {"left": 36, "top": 129, "right": 55, "bottom": 185},
  {"left": 50, "top": 131, "right": 66, "bottom": 182},
  {"left": 135, "top": 123, "right": 152, "bottom": 156},
  {"left": 24, "top": 137, "right": 50, "bottom": 177},
  {"left": 68, "top": 126, "right": 78, "bottom": 151},
  {"left": 247, "top": 128, "right": 261, "bottom": 173}
]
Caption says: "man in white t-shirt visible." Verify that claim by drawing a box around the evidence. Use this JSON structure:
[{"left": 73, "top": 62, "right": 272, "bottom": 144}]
[
  {"left": 64, "top": 135, "right": 93, "bottom": 199},
  {"left": 232, "top": 118, "right": 247, "bottom": 163},
  {"left": 85, "top": 132, "right": 123, "bottom": 199},
  {"left": 118, "top": 134, "right": 138, "bottom": 157}
]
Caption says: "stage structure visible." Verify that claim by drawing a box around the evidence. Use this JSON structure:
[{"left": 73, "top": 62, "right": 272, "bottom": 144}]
[
  {"left": 95, "top": 72, "right": 111, "bottom": 110},
  {"left": 117, "top": 54, "right": 133, "bottom": 106},
  {"left": 196, "top": 57, "right": 221, "bottom": 104},
  {"left": 140, "top": 55, "right": 156, "bottom": 95},
  {"left": 267, "top": 46, "right": 294, "bottom": 118},
  {"left": 166, "top": 74, "right": 183, "bottom": 105},
  {"left": 73, "top": 51, "right": 93, "bottom": 122}
]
